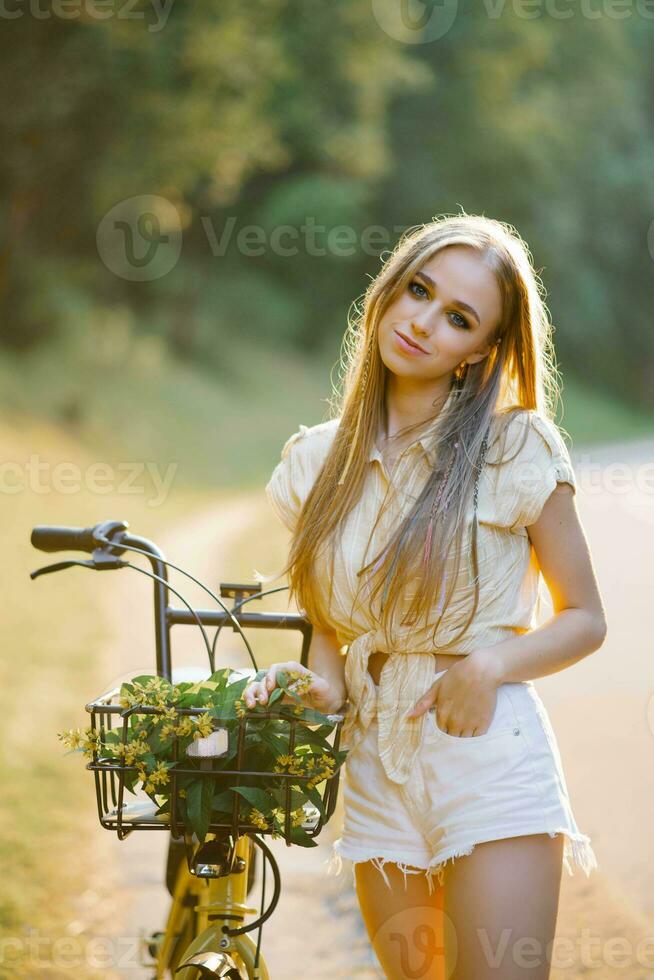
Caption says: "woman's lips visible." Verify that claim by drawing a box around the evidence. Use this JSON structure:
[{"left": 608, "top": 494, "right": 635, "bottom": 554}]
[{"left": 393, "top": 330, "right": 429, "bottom": 356}]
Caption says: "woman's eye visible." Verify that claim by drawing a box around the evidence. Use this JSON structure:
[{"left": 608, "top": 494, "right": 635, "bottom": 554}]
[
  {"left": 408, "top": 279, "right": 429, "bottom": 299},
  {"left": 408, "top": 280, "right": 470, "bottom": 330},
  {"left": 449, "top": 311, "right": 470, "bottom": 330}
]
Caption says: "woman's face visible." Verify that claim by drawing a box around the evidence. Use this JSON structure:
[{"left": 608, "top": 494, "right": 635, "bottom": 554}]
[{"left": 377, "top": 245, "right": 503, "bottom": 382}]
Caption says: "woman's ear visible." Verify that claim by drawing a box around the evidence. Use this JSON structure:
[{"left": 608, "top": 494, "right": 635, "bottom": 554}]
[
  {"left": 466, "top": 334, "right": 501, "bottom": 364},
  {"left": 464, "top": 347, "right": 491, "bottom": 365}
]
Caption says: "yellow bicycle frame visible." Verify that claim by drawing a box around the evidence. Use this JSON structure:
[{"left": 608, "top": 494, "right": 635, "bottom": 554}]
[{"left": 155, "top": 833, "right": 270, "bottom": 979}]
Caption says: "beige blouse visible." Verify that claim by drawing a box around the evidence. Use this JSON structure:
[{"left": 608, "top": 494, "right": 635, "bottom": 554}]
[{"left": 265, "top": 392, "right": 577, "bottom": 786}]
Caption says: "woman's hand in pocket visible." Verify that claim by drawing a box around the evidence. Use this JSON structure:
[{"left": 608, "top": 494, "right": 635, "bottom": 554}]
[{"left": 406, "top": 654, "right": 501, "bottom": 737}]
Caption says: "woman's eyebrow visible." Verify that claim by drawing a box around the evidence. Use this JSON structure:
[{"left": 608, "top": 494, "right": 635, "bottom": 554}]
[{"left": 414, "top": 270, "right": 481, "bottom": 326}]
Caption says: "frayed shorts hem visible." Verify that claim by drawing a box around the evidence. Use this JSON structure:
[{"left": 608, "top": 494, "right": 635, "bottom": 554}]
[{"left": 325, "top": 824, "right": 598, "bottom": 896}]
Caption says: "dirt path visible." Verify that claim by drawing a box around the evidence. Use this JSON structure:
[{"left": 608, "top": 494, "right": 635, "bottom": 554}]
[
  {"left": 94, "top": 433, "right": 654, "bottom": 978},
  {"left": 535, "top": 436, "right": 654, "bottom": 922}
]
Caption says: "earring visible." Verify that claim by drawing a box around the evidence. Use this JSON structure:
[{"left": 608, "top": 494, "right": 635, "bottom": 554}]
[{"left": 454, "top": 361, "right": 467, "bottom": 390}]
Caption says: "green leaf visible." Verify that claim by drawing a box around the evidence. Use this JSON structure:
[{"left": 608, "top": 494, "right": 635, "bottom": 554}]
[
  {"left": 277, "top": 704, "right": 337, "bottom": 726},
  {"left": 207, "top": 668, "right": 232, "bottom": 687},
  {"left": 231, "top": 785, "right": 275, "bottom": 815},
  {"left": 288, "top": 824, "right": 319, "bottom": 848},
  {"left": 186, "top": 776, "right": 215, "bottom": 843},
  {"left": 149, "top": 725, "right": 173, "bottom": 754},
  {"left": 292, "top": 728, "right": 333, "bottom": 752},
  {"left": 212, "top": 788, "right": 236, "bottom": 811},
  {"left": 257, "top": 729, "right": 290, "bottom": 758},
  {"left": 272, "top": 785, "right": 305, "bottom": 812},
  {"left": 122, "top": 769, "right": 138, "bottom": 794},
  {"left": 130, "top": 674, "right": 158, "bottom": 686},
  {"left": 227, "top": 677, "right": 250, "bottom": 699}
]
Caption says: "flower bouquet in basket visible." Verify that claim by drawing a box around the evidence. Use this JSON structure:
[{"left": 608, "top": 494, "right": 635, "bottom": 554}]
[{"left": 58, "top": 667, "right": 348, "bottom": 846}]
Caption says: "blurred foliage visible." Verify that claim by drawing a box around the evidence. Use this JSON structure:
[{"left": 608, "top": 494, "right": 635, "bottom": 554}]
[{"left": 0, "top": 0, "right": 653, "bottom": 408}]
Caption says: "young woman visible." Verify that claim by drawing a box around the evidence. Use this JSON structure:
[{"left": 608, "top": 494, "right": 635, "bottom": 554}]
[{"left": 244, "top": 213, "right": 607, "bottom": 979}]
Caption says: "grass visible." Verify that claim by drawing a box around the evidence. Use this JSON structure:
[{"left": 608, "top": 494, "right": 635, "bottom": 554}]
[
  {"left": 557, "top": 379, "right": 654, "bottom": 446},
  {"left": 0, "top": 324, "right": 341, "bottom": 493}
]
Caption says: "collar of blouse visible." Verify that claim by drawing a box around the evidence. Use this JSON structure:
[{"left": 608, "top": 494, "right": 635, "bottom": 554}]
[{"left": 370, "top": 385, "right": 457, "bottom": 469}]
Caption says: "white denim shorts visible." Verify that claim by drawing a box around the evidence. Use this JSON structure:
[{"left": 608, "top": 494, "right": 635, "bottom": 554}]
[{"left": 326, "top": 668, "right": 598, "bottom": 894}]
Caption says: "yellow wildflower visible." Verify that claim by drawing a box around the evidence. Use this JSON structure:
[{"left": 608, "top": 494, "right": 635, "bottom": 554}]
[
  {"left": 58, "top": 727, "right": 103, "bottom": 758},
  {"left": 150, "top": 761, "right": 170, "bottom": 786},
  {"left": 285, "top": 670, "right": 313, "bottom": 697},
  {"left": 123, "top": 738, "right": 149, "bottom": 766},
  {"left": 248, "top": 808, "right": 270, "bottom": 832},
  {"left": 57, "top": 728, "right": 83, "bottom": 751},
  {"left": 193, "top": 712, "right": 213, "bottom": 739},
  {"left": 173, "top": 717, "right": 195, "bottom": 738}
]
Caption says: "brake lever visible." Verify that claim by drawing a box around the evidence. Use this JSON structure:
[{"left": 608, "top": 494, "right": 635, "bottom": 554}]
[{"left": 30, "top": 554, "right": 129, "bottom": 579}]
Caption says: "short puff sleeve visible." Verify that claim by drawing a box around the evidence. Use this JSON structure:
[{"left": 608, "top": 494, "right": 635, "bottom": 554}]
[
  {"left": 265, "top": 424, "right": 310, "bottom": 533},
  {"left": 490, "top": 411, "right": 577, "bottom": 530}
]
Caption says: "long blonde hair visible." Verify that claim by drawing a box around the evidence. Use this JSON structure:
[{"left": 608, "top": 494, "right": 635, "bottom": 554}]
[{"left": 272, "top": 212, "right": 564, "bottom": 647}]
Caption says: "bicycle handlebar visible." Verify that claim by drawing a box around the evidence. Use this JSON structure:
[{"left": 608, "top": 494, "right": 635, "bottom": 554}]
[
  {"left": 31, "top": 524, "right": 98, "bottom": 553},
  {"left": 29, "top": 519, "right": 314, "bottom": 682},
  {"left": 31, "top": 520, "right": 129, "bottom": 555}
]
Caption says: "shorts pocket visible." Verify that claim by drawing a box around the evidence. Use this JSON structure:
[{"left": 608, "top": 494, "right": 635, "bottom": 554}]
[{"left": 425, "top": 683, "right": 522, "bottom": 743}]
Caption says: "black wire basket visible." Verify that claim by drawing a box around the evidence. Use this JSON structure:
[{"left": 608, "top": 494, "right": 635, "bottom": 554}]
[{"left": 84, "top": 684, "right": 348, "bottom": 844}]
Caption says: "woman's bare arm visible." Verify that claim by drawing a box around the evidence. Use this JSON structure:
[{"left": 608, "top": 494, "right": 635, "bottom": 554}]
[
  {"left": 473, "top": 483, "right": 608, "bottom": 685},
  {"left": 307, "top": 626, "right": 347, "bottom": 709},
  {"left": 408, "top": 484, "right": 608, "bottom": 724}
]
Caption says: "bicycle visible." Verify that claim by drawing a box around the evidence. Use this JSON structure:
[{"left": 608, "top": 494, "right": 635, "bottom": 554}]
[{"left": 30, "top": 519, "right": 348, "bottom": 979}]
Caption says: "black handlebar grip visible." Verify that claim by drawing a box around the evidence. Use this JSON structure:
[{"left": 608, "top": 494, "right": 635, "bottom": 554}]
[{"left": 30, "top": 525, "right": 98, "bottom": 554}]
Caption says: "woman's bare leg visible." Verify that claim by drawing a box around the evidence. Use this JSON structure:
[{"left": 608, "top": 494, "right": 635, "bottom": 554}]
[
  {"left": 443, "top": 833, "right": 564, "bottom": 980},
  {"left": 355, "top": 859, "right": 447, "bottom": 979}
]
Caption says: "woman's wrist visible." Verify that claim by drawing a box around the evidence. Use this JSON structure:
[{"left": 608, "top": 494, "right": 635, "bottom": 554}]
[
  {"left": 464, "top": 647, "right": 504, "bottom": 687},
  {"left": 322, "top": 688, "right": 348, "bottom": 714}
]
